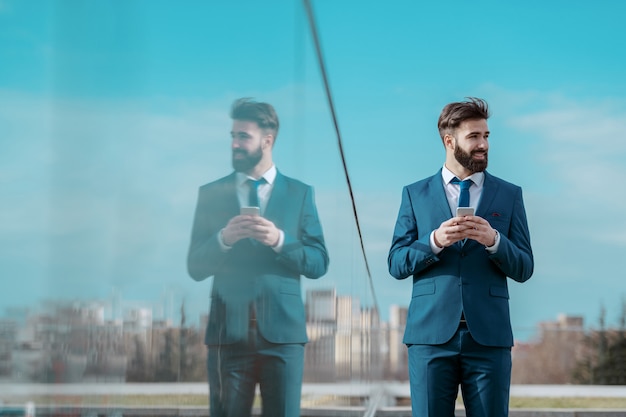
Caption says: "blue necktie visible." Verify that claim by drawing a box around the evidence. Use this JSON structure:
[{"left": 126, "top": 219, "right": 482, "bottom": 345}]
[
  {"left": 451, "top": 177, "right": 472, "bottom": 207},
  {"left": 247, "top": 178, "right": 265, "bottom": 207},
  {"left": 452, "top": 177, "right": 472, "bottom": 247}
]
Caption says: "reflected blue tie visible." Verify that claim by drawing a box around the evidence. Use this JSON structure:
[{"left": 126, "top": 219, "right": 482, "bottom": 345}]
[
  {"left": 247, "top": 178, "right": 265, "bottom": 207},
  {"left": 451, "top": 177, "right": 472, "bottom": 207}
]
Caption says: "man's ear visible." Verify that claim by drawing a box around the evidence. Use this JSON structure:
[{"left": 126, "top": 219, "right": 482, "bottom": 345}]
[
  {"left": 443, "top": 134, "right": 455, "bottom": 150},
  {"left": 263, "top": 134, "right": 274, "bottom": 149}
]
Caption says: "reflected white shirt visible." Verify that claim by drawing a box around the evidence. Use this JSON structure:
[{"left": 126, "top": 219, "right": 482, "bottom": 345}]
[
  {"left": 235, "top": 165, "right": 277, "bottom": 215},
  {"left": 218, "top": 165, "right": 285, "bottom": 252}
]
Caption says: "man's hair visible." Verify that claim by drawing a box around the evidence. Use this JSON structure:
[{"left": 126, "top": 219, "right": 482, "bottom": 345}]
[
  {"left": 230, "top": 98, "right": 280, "bottom": 140},
  {"left": 437, "top": 97, "right": 490, "bottom": 141}
]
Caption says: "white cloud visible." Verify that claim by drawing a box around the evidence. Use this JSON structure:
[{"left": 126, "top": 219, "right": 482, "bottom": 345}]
[{"left": 501, "top": 94, "right": 626, "bottom": 246}]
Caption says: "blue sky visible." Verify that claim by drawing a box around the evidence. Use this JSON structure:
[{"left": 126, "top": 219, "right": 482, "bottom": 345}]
[{"left": 2, "top": 0, "right": 626, "bottom": 341}]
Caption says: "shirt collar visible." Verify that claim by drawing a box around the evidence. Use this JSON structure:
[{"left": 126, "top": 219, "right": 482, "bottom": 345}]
[
  {"left": 441, "top": 165, "right": 485, "bottom": 187},
  {"left": 236, "top": 165, "right": 277, "bottom": 186}
]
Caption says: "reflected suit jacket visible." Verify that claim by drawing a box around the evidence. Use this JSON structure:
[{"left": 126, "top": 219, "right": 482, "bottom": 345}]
[
  {"left": 187, "top": 171, "right": 329, "bottom": 346},
  {"left": 388, "top": 169, "right": 534, "bottom": 347}
]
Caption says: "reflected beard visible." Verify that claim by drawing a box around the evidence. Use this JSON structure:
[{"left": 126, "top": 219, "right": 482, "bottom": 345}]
[
  {"left": 232, "top": 147, "right": 263, "bottom": 172},
  {"left": 454, "top": 146, "right": 488, "bottom": 173}
]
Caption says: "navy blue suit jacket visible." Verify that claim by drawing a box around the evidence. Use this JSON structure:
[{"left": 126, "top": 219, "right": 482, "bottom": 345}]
[
  {"left": 388, "top": 170, "right": 533, "bottom": 347},
  {"left": 187, "top": 171, "right": 329, "bottom": 345}
]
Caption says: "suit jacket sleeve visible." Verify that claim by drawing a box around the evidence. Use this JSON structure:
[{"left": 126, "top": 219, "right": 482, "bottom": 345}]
[
  {"left": 388, "top": 185, "right": 440, "bottom": 280},
  {"left": 275, "top": 186, "right": 329, "bottom": 279},
  {"left": 487, "top": 186, "right": 534, "bottom": 282},
  {"left": 186, "top": 184, "right": 230, "bottom": 281}
]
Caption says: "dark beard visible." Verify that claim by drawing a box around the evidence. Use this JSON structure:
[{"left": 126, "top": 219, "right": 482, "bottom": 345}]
[
  {"left": 232, "top": 147, "right": 262, "bottom": 172},
  {"left": 454, "top": 145, "right": 488, "bottom": 173}
]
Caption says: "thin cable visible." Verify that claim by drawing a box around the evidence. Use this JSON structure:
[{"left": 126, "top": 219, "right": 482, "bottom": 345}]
[{"left": 303, "top": 0, "right": 380, "bottom": 318}]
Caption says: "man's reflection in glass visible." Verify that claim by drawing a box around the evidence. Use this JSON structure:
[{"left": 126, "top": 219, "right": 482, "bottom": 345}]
[{"left": 187, "top": 98, "right": 329, "bottom": 417}]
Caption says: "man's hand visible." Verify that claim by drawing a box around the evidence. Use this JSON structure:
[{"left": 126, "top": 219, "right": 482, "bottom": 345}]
[
  {"left": 461, "top": 215, "right": 498, "bottom": 246},
  {"left": 221, "top": 215, "right": 281, "bottom": 247},
  {"left": 434, "top": 215, "right": 496, "bottom": 247},
  {"left": 245, "top": 216, "right": 281, "bottom": 247}
]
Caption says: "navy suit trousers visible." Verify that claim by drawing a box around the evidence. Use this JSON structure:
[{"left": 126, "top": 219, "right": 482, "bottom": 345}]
[
  {"left": 207, "top": 328, "right": 305, "bottom": 417},
  {"left": 407, "top": 323, "right": 512, "bottom": 417}
]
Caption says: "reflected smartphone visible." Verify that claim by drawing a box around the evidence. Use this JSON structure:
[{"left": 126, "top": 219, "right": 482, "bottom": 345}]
[
  {"left": 240, "top": 206, "right": 260, "bottom": 216},
  {"left": 456, "top": 207, "right": 475, "bottom": 217}
]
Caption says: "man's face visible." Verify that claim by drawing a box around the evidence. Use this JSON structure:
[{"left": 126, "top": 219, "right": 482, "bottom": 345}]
[
  {"left": 231, "top": 119, "right": 264, "bottom": 173},
  {"left": 452, "top": 118, "right": 490, "bottom": 173}
]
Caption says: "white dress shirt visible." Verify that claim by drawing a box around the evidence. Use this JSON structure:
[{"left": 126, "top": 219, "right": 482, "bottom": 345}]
[{"left": 430, "top": 165, "right": 499, "bottom": 254}]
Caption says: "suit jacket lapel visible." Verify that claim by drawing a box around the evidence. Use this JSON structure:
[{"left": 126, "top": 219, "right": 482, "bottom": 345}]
[
  {"left": 476, "top": 171, "right": 499, "bottom": 218},
  {"left": 223, "top": 172, "right": 240, "bottom": 215},
  {"left": 428, "top": 169, "right": 454, "bottom": 220},
  {"left": 264, "top": 171, "right": 286, "bottom": 222}
]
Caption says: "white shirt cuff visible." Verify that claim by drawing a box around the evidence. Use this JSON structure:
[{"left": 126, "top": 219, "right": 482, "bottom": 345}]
[
  {"left": 429, "top": 231, "right": 444, "bottom": 255},
  {"left": 485, "top": 230, "right": 500, "bottom": 253},
  {"left": 272, "top": 230, "right": 285, "bottom": 253},
  {"left": 217, "top": 229, "right": 232, "bottom": 252}
]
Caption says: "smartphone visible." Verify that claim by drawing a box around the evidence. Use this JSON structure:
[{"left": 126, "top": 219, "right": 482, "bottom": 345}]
[
  {"left": 456, "top": 207, "right": 475, "bottom": 217},
  {"left": 240, "top": 206, "right": 260, "bottom": 216}
]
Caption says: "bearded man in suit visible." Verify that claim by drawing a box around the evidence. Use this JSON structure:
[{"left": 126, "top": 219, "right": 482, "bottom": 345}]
[
  {"left": 187, "top": 98, "right": 329, "bottom": 417},
  {"left": 388, "top": 97, "right": 534, "bottom": 417}
]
